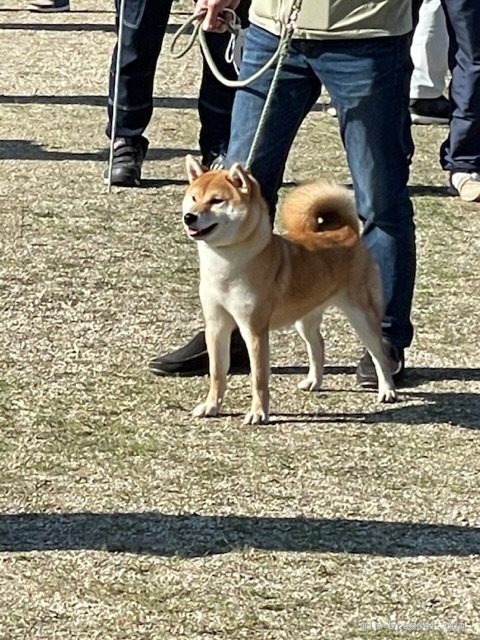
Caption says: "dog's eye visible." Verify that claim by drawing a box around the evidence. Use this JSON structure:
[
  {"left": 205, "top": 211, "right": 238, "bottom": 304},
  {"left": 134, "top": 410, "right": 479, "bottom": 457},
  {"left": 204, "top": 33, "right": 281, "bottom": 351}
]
[{"left": 209, "top": 197, "right": 224, "bottom": 205}]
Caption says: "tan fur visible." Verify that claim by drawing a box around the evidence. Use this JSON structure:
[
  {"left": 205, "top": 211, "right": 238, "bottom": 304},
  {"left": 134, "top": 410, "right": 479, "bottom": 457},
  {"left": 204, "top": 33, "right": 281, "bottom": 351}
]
[{"left": 182, "top": 155, "right": 397, "bottom": 424}]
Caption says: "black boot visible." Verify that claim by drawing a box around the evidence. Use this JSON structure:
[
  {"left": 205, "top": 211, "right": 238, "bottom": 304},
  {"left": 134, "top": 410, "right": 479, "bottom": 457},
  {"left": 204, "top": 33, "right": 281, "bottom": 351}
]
[
  {"left": 104, "top": 136, "right": 149, "bottom": 187},
  {"left": 149, "top": 329, "right": 250, "bottom": 377}
]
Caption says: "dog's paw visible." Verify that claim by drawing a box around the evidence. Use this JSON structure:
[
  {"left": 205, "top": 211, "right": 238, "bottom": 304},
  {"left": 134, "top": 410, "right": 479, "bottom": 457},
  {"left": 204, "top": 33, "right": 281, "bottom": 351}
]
[
  {"left": 243, "top": 410, "right": 269, "bottom": 425},
  {"left": 298, "top": 377, "right": 323, "bottom": 391},
  {"left": 192, "top": 402, "right": 220, "bottom": 418},
  {"left": 377, "top": 386, "right": 398, "bottom": 404}
]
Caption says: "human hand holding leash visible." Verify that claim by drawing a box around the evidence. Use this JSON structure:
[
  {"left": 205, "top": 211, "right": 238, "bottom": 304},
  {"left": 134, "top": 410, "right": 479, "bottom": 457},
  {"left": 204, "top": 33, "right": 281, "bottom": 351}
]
[{"left": 194, "top": 0, "right": 240, "bottom": 32}]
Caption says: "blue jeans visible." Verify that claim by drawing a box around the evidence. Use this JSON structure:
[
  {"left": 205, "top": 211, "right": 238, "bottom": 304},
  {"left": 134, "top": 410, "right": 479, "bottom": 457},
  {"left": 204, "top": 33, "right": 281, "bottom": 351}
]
[
  {"left": 440, "top": 0, "right": 480, "bottom": 172},
  {"left": 226, "top": 25, "right": 416, "bottom": 349}
]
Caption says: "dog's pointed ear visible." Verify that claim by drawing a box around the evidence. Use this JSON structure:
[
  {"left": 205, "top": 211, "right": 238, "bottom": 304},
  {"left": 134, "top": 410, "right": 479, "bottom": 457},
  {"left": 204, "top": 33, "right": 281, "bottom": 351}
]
[
  {"left": 227, "top": 163, "right": 250, "bottom": 194},
  {"left": 185, "top": 154, "right": 206, "bottom": 184}
]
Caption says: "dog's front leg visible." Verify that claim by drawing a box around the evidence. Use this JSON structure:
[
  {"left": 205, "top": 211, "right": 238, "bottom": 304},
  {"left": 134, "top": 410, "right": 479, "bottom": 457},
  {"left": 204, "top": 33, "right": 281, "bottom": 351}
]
[
  {"left": 192, "top": 315, "right": 234, "bottom": 418},
  {"left": 240, "top": 325, "right": 270, "bottom": 425}
]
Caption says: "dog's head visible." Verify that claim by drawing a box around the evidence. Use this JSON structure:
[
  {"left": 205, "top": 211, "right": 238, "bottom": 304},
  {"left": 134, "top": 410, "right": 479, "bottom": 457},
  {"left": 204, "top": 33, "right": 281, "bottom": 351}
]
[{"left": 182, "top": 155, "right": 267, "bottom": 247}]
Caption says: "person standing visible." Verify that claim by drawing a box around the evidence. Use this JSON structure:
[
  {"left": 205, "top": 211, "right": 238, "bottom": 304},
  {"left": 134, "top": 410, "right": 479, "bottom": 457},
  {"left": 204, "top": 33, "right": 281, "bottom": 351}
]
[
  {"left": 105, "top": 0, "right": 249, "bottom": 187},
  {"left": 152, "top": 0, "right": 417, "bottom": 389}
]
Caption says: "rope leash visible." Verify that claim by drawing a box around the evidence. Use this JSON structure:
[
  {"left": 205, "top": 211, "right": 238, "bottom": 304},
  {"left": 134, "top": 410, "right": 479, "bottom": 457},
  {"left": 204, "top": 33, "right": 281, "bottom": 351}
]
[
  {"left": 171, "top": 1, "right": 303, "bottom": 170},
  {"left": 170, "top": 9, "right": 287, "bottom": 89},
  {"left": 245, "top": 1, "right": 302, "bottom": 170}
]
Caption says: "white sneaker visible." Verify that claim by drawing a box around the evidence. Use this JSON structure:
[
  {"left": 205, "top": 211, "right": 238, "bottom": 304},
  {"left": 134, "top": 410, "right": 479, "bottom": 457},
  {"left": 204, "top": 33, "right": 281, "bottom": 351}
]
[
  {"left": 27, "top": 0, "right": 70, "bottom": 12},
  {"left": 450, "top": 171, "right": 480, "bottom": 202}
]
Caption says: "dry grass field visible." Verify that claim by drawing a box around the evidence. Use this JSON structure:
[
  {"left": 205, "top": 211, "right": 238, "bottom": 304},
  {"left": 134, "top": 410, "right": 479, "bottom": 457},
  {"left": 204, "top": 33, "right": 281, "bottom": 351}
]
[{"left": 1, "top": 1, "right": 479, "bottom": 638}]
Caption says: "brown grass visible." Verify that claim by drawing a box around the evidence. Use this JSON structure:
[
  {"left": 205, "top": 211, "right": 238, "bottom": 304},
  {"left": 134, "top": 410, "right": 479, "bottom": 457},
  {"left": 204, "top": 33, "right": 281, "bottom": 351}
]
[{"left": 0, "top": 0, "right": 479, "bottom": 638}]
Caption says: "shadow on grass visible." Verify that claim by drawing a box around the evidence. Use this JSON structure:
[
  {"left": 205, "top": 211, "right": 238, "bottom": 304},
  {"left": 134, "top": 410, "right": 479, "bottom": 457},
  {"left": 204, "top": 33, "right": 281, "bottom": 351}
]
[
  {"left": 408, "top": 185, "right": 453, "bottom": 198},
  {"left": 268, "top": 367, "right": 480, "bottom": 430},
  {"left": 270, "top": 395, "right": 479, "bottom": 431},
  {"left": 189, "top": 363, "right": 480, "bottom": 428},
  {"left": 0, "top": 94, "right": 326, "bottom": 111},
  {"left": 0, "top": 95, "right": 198, "bottom": 108},
  {"left": 0, "top": 8, "right": 114, "bottom": 12},
  {"left": 0, "top": 140, "right": 194, "bottom": 162},
  {"left": 273, "top": 365, "right": 480, "bottom": 384},
  {"left": 0, "top": 21, "right": 115, "bottom": 32},
  {"left": 368, "top": 391, "right": 480, "bottom": 430},
  {"left": 271, "top": 391, "right": 479, "bottom": 430},
  {"left": 0, "top": 22, "right": 184, "bottom": 33},
  {"left": 1, "top": 512, "right": 479, "bottom": 558}
]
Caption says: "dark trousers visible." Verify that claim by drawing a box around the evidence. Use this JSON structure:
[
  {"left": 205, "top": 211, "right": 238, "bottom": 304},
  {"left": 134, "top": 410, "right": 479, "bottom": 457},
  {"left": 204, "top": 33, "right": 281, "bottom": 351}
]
[
  {"left": 440, "top": 0, "right": 480, "bottom": 171},
  {"left": 198, "top": 0, "right": 250, "bottom": 164},
  {"left": 107, "top": 0, "right": 250, "bottom": 164}
]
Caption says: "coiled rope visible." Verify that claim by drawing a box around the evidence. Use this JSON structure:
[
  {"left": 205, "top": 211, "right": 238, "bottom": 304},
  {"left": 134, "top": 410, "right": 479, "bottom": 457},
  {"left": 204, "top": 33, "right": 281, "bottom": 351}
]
[{"left": 171, "top": 1, "right": 303, "bottom": 170}]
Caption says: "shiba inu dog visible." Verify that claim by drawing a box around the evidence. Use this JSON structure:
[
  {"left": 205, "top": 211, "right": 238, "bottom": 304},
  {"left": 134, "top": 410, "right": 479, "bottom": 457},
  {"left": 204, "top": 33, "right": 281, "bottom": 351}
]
[{"left": 182, "top": 155, "right": 397, "bottom": 424}]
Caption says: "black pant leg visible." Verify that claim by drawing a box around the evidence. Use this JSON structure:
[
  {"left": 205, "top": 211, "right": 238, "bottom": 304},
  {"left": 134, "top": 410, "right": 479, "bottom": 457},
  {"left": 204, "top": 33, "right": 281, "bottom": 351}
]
[
  {"left": 198, "top": 0, "right": 251, "bottom": 165},
  {"left": 440, "top": 0, "right": 480, "bottom": 171},
  {"left": 107, "top": 0, "right": 174, "bottom": 139}
]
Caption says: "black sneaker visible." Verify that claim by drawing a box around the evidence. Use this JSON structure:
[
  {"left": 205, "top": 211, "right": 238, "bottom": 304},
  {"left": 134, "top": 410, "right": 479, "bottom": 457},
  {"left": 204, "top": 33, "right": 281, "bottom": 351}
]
[
  {"left": 356, "top": 339, "right": 405, "bottom": 389},
  {"left": 202, "top": 151, "right": 226, "bottom": 170},
  {"left": 27, "top": 0, "right": 70, "bottom": 11},
  {"left": 104, "top": 136, "right": 149, "bottom": 187},
  {"left": 409, "top": 96, "right": 450, "bottom": 125},
  {"left": 149, "top": 329, "right": 250, "bottom": 377}
]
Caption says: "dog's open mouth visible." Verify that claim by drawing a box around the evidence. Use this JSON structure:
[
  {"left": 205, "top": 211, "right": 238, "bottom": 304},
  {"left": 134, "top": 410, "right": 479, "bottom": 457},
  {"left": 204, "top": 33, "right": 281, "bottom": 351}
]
[{"left": 186, "top": 223, "right": 218, "bottom": 239}]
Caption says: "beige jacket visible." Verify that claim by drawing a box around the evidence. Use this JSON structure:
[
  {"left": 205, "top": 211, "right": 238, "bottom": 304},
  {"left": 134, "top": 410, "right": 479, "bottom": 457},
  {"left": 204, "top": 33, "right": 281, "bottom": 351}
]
[{"left": 250, "top": 0, "right": 413, "bottom": 39}]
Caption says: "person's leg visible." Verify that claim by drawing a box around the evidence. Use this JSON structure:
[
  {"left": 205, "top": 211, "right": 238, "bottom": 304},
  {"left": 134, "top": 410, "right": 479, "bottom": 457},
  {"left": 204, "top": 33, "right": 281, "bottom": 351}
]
[
  {"left": 105, "top": 0, "right": 173, "bottom": 186},
  {"left": 410, "top": 0, "right": 449, "bottom": 100},
  {"left": 410, "top": 0, "right": 451, "bottom": 125},
  {"left": 318, "top": 35, "right": 416, "bottom": 359},
  {"left": 440, "top": 0, "right": 480, "bottom": 201},
  {"left": 149, "top": 24, "right": 320, "bottom": 375},
  {"left": 198, "top": 0, "right": 251, "bottom": 167},
  {"left": 198, "top": 32, "right": 240, "bottom": 167},
  {"left": 107, "top": 0, "right": 173, "bottom": 138},
  {"left": 226, "top": 25, "right": 321, "bottom": 213}
]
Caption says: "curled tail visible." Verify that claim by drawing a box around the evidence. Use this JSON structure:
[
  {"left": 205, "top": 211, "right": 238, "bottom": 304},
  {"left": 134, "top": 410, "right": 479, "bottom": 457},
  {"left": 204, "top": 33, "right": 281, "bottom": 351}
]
[{"left": 280, "top": 180, "right": 360, "bottom": 247}]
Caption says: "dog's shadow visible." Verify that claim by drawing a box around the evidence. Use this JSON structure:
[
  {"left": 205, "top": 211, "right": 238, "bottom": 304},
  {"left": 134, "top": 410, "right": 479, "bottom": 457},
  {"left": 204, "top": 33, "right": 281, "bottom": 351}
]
[
  {"left": 254, "top": 365, "right": 480, "bottom": 430},
  {"left": 272, "top": 364, "right": 480, "bottom": 384}
]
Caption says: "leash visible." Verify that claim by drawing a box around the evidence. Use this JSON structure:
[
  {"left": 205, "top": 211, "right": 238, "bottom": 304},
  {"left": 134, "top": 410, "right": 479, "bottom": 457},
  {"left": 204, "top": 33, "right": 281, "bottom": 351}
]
[
  {"left": 245, "top": 0, "right": 302, "bottom": 170},
  {"left": 107, "top": 1, "right": 303, "bottom": 190},
  {"left": 106, "top": 0, "right": 127, "bottom": 192},
  {"left": 171, "top": 0, "right": 303, "bottom": 170},
  {"left": 170, "top": 9, "right": 285, "bottom": 89}
]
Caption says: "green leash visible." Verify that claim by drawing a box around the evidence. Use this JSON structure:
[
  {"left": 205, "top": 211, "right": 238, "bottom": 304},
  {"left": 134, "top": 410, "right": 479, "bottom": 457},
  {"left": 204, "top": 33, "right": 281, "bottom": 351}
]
[{"left": 171, "top": 0, "right": 303, "bottom": 170}]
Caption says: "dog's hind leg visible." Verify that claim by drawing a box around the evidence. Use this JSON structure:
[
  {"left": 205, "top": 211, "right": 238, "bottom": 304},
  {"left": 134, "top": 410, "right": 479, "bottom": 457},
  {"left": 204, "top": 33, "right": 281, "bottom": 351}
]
[
  {"left": 336, "top": 296, "right": 397, "bottom": 403},
  {"left": 192, "top": 310, "right": 236, "bottom": 418},
  {"left": 295, "top": 307, "right": 326, "bottom": 391}
]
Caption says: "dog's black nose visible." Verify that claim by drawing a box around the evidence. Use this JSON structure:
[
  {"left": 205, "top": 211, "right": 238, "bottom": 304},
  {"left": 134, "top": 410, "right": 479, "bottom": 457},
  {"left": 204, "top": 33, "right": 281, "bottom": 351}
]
[{"left": 183, "top": 212, "right": 198, "bottom": 226}]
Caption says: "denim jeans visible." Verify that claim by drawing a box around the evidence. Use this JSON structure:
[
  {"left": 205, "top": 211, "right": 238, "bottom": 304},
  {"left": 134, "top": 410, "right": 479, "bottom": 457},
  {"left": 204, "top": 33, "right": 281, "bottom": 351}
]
[
  {"left": 226, "top": 25, "right": 416, "bottom": 349},
  {"left": 440, "top": 0, "right": 480, "bottom": 172}
]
